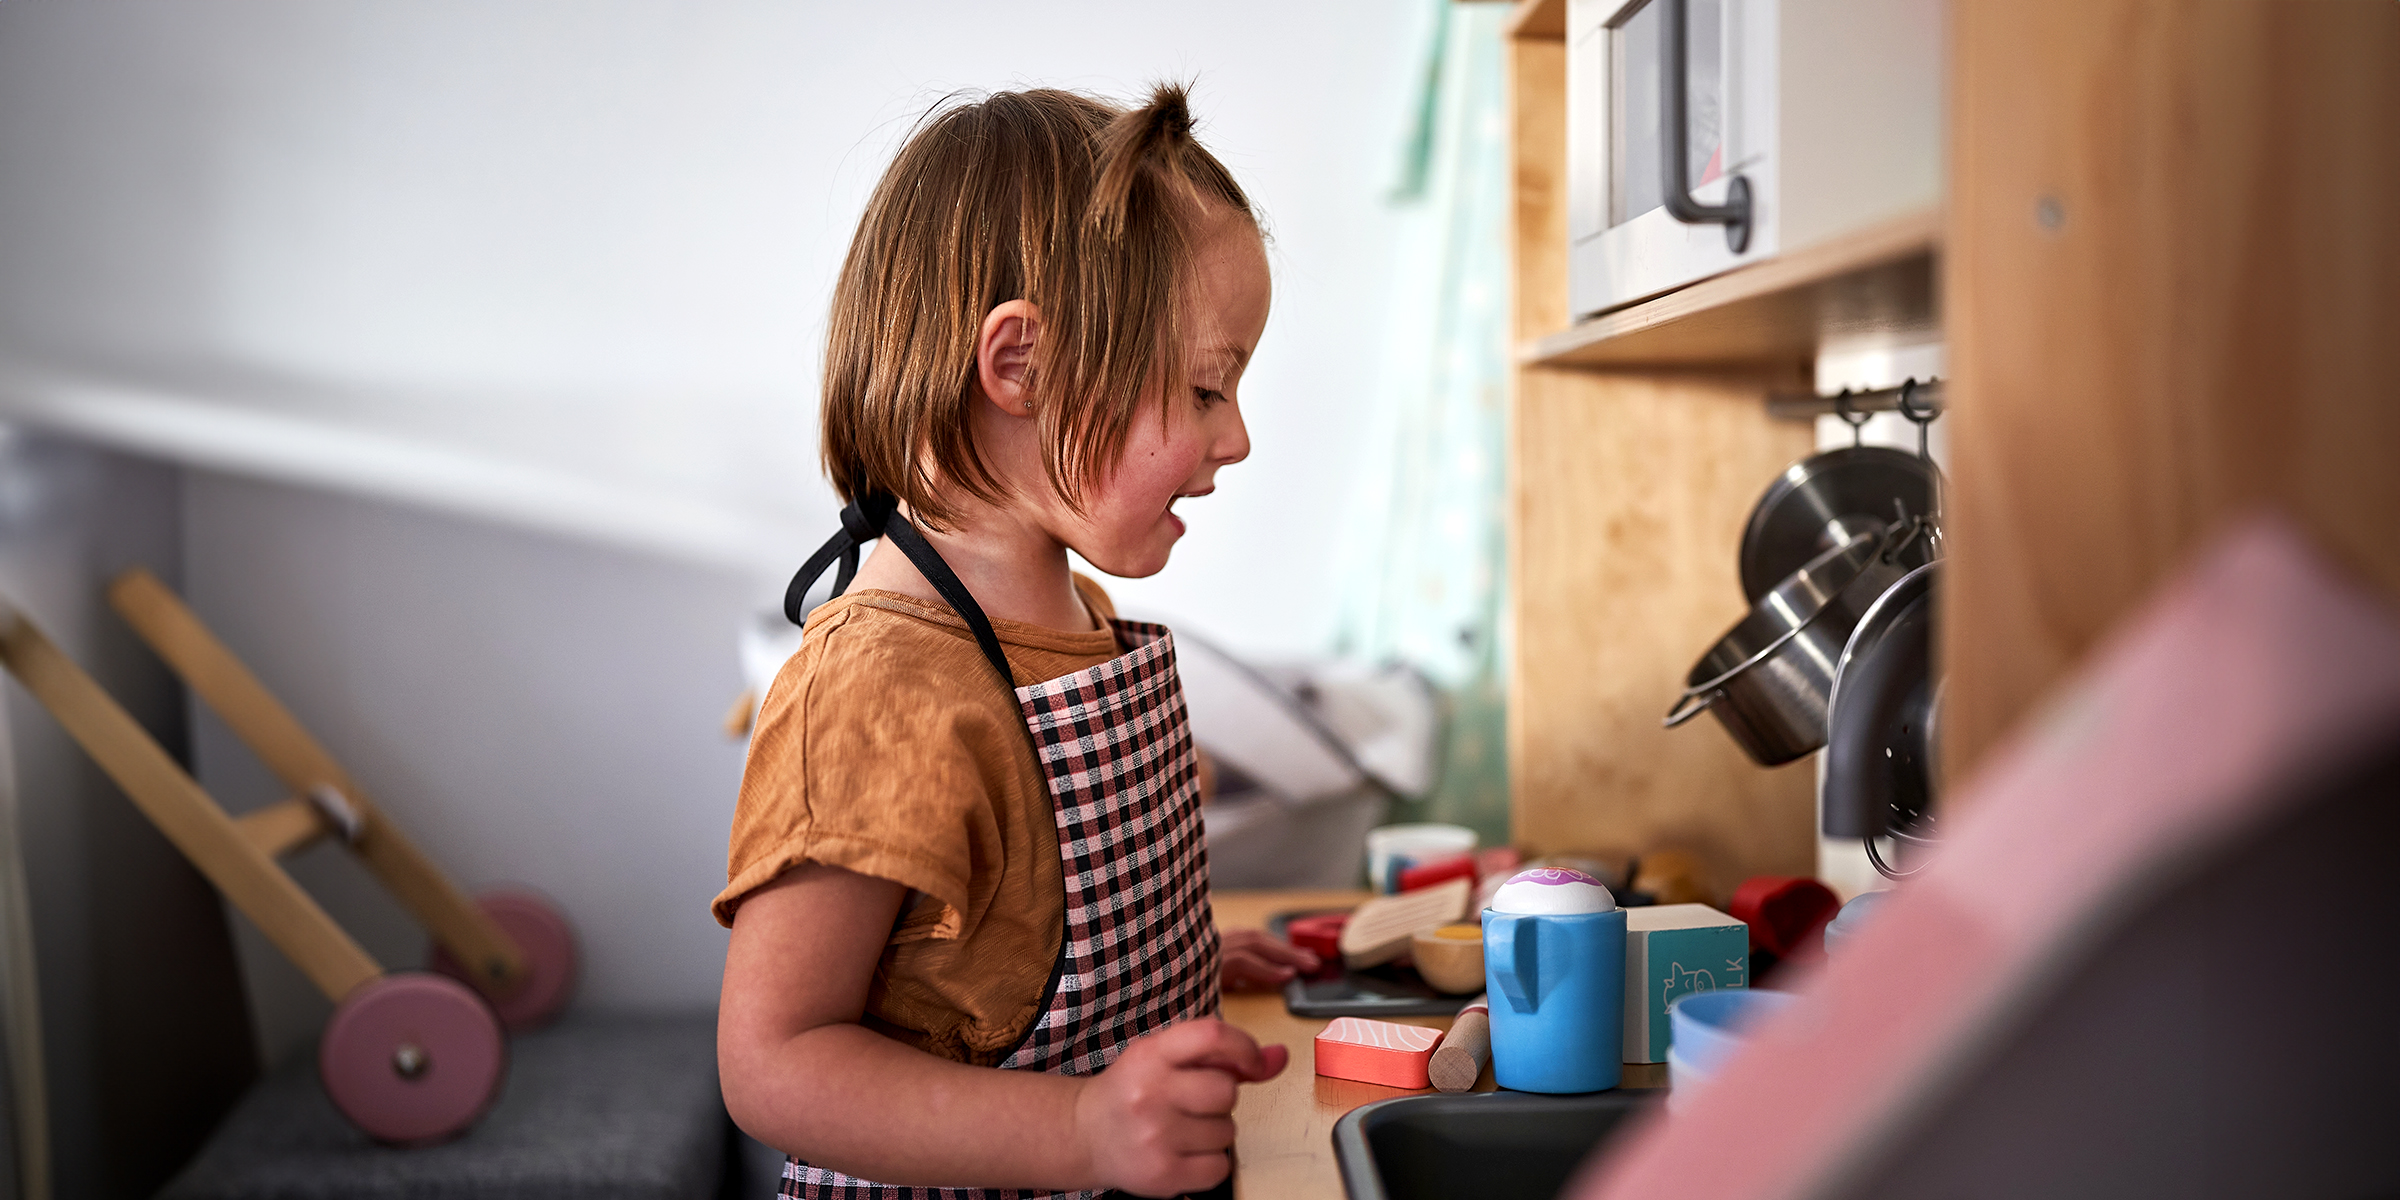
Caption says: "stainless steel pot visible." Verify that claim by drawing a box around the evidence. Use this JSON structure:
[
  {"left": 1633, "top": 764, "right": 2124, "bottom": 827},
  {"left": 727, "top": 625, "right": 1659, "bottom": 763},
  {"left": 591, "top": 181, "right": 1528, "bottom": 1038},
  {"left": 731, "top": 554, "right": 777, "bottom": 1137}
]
[
  {"left": 1664, "top": 522, "right": 1925, "bottom": 766},
  {"left": 1738, "top": 445, "right": 1940, "bottom": 603}
]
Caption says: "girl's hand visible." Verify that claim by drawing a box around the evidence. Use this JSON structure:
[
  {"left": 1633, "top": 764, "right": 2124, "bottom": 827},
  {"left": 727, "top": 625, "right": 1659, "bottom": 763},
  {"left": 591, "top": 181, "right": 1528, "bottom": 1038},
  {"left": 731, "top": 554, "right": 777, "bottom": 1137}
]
[
  {"left": 1220, "top": 927, "right": 1320, "bottom": 991},
  {"left": 1074, "top": 1019, "right": 1288, "bottom": 1196}
]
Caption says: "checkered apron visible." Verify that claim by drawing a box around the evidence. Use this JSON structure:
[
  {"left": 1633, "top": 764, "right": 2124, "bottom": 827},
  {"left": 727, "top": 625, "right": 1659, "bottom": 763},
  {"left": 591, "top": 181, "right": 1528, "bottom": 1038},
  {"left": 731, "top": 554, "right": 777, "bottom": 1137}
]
[{"left": 779, "top": 505, "right": 1221, "bottom": 1200}]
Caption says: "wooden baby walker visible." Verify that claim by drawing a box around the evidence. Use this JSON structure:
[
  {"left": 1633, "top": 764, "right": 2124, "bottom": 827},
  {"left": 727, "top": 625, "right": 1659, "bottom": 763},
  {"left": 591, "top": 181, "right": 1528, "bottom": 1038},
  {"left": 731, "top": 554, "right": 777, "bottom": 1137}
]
[{"left": 0, "top": 568, "right": 578, "bottom": 1145}]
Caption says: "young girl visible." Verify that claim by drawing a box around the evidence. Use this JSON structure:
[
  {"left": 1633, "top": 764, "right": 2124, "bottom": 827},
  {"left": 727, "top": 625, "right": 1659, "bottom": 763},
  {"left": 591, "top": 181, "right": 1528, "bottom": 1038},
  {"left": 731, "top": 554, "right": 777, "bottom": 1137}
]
[{"left": 716, "top": 85, "right": 1319, "bottom": 1199}]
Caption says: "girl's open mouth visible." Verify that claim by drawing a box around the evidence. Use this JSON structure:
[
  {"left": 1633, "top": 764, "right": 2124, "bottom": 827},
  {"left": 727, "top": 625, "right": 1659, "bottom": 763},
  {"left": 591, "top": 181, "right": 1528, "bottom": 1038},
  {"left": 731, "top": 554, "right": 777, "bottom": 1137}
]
[{"left": 1167, "top": 488, "right": 1211, "bottom": 536}]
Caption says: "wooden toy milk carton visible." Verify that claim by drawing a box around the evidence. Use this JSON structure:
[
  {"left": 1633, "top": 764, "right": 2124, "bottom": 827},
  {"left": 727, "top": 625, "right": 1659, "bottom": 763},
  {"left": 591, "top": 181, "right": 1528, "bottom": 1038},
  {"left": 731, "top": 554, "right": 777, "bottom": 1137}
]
[{"left": 1623, "top": 903, "right": 1749, "bottom": 1063}]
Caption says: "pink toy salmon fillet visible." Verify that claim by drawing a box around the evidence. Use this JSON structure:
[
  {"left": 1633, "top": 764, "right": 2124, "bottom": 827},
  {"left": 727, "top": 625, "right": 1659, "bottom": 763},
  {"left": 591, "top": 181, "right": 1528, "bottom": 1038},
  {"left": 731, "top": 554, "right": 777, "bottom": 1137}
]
[{"left": 1315, "top": 1017, "right": 1444, "bottom": 1089}]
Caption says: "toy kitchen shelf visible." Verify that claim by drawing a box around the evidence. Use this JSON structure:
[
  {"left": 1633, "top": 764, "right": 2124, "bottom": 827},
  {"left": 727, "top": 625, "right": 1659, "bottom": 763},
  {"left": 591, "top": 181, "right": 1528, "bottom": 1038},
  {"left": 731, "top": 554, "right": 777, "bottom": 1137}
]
[{"left": 1517, "top": 207, "right": 1939, "bottom": 370}]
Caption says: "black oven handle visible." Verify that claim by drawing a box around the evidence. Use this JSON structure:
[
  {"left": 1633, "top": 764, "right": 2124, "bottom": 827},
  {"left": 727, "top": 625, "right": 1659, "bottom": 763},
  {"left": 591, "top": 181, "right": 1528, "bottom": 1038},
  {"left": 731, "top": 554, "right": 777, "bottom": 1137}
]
[{"left": 1660, "top": 0, "right": 1752, "bottom": 252}]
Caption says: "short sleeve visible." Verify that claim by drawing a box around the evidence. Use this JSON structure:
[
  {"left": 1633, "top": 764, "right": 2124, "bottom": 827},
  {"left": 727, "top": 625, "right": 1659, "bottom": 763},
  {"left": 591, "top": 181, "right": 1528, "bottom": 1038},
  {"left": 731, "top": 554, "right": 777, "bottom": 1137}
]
[{"left": 713, "top": 603, "right": 1026, "bottom": 937}]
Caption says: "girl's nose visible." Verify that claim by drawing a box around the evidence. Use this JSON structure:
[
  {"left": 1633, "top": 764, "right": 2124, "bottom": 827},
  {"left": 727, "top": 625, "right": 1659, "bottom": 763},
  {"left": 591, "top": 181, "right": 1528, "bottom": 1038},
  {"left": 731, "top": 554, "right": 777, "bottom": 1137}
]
[{"left": 1214, "top": 402, "right": 1251, "bottom": 466}]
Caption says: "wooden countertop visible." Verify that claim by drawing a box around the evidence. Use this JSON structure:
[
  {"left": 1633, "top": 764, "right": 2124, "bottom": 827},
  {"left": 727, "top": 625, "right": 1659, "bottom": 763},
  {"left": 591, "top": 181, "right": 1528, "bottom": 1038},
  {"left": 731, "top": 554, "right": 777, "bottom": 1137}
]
[{"left": 1216, "top": 889, "right": 1665, "bottom": 1200}]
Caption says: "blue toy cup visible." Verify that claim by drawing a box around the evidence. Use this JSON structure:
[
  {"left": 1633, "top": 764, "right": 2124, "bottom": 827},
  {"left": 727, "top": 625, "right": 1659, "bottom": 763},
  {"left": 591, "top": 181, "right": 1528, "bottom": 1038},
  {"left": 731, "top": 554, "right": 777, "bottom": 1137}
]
[
  {"left": 1668, "top": 987, "right": 1797, "bottom": 1074},
  {"left": 1483, "top": 907, "right": 1627, "bottom": 1093}
]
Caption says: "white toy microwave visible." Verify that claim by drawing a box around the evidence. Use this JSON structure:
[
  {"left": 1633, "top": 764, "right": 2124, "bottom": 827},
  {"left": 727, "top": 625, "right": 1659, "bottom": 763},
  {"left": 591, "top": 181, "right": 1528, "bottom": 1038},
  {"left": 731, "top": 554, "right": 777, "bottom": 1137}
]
[{"left": 1565, "top": 0, "right": 1943, "bottom": 318}]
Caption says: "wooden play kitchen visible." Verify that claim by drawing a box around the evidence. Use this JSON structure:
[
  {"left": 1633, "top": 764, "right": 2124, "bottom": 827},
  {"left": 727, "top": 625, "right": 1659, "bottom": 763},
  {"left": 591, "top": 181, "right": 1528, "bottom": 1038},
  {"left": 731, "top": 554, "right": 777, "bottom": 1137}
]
[
  {"left": 1505, "top": 0, "right": 2397, "bottom": 884},
  {"left": 1227, "top": 0, "right": 2397, "bottom": 1194},
  {"left": 0, "top": 569, "right": 577, "bottom": 1145}
]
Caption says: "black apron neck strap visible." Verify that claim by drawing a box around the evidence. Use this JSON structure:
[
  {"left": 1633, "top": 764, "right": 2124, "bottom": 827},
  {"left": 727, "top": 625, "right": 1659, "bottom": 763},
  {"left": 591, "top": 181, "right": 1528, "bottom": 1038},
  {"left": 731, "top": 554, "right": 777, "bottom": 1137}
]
[
  {"left": 879, "top": 515, "right": 1016, "bottom": 691},
  {"left": 783, "top": 494, "right": 1016, "bottom": 692}
]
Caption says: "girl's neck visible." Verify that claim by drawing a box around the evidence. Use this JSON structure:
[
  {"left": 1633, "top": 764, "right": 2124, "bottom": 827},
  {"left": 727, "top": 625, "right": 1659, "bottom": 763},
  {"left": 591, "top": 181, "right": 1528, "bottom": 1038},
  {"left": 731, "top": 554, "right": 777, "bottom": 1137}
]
[{"left": 845, "top": 502, "right": 1096, "bottom": 634}]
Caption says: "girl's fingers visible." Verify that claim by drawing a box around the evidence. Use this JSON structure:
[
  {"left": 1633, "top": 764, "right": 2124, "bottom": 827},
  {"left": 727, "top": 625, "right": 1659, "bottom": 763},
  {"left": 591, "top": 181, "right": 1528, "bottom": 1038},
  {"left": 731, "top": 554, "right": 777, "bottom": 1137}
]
[
  {"left": 1219, "top": 928, "right": 1321, "bottom": 976},
  {"left": 1167, "top": 1152, "right": 1234, "bottom": 1195},
  {"left": 1166, "top": 1066, "right": 1240, "bottom": 1116},
  {"left": 1256, "top": 1043, "right": 1290, "bottom": 1078},
  {"left": 1161, "top": 1019, "right": 1271, "bottom": 1080},
  {"left": 1222, "top": 949, "right": 1298, "bottom": 990},
  {"left": 1248, "top": 937, "right": 1321, "bottom": 969},
  {"left": 1144, "top": 1018, "right": 1287, "bottom": 1082},
  {"left": 1166, "top": 1115, "right": 1239, "bottom": 1154}
]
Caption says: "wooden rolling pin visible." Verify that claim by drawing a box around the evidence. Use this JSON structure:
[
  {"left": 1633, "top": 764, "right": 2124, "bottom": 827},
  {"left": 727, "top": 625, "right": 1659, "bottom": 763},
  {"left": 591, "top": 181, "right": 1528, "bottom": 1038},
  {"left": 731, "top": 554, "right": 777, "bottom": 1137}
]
[{"left": 1429, "top": 998, "right": 1491, "bottom": 1092}]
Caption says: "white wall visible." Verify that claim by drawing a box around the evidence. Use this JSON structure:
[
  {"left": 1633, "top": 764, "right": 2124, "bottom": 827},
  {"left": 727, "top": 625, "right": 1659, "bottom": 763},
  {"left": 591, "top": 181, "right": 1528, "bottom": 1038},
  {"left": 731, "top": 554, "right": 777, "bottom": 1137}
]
[
  {"left": 184, "top": 471, "right": 759, "bottom": 1065},
  {"left": 0, "top": 1, "right": 1433, "bottom": 1068},
  {"left": 0, "top": 0, "right": 1427, "bottom": 656}
]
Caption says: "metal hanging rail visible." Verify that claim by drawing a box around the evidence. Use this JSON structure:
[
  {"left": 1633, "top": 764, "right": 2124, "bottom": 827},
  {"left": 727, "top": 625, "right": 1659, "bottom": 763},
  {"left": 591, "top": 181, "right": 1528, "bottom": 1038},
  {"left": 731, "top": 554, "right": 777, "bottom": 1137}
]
[{"left": 1766, "top": 377, "right": 1946, "bottom": 421}]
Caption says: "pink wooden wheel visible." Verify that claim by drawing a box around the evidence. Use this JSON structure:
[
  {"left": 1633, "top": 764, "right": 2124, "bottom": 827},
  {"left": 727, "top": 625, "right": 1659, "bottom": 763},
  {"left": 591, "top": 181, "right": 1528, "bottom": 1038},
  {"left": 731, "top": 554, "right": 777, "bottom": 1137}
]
[
  {"left": 319, "top": 973, "right": 505, "bottom": 1146},
  {"left": 430, "top": 887, "right": 578, "bottom": 1031}
]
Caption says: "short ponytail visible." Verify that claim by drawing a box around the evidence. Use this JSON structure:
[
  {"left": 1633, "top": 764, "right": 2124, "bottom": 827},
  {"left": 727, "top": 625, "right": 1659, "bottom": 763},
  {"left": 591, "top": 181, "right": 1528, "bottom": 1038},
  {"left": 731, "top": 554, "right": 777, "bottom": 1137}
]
[
  {"left": 820, "top": 83, "right": 1256, "bottom": 529},
  {"left": 1089, "top": 85, "right": 1204, "bottom": 239}
]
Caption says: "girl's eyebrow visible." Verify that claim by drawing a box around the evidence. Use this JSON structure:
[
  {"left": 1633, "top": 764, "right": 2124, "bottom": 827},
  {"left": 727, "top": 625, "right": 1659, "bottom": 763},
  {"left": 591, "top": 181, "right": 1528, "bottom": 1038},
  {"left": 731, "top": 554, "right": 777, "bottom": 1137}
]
[{"left": 1201, "top": 344, "right": 1252, "bottom": 370}]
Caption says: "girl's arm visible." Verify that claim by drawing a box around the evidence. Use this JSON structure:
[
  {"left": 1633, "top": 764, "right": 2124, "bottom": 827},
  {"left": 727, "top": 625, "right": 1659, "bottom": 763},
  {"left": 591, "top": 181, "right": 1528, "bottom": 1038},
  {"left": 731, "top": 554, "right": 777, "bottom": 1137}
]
[{"left": 719, "top": 863, "right": 1287, "bottom": 1196}]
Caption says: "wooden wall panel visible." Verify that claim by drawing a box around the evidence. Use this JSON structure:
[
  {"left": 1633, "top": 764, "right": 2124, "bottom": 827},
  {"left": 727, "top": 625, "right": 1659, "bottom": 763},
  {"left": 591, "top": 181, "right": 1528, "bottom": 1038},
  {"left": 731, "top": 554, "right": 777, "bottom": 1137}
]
[
  {"left": 1509, "top": 24, "right": 1569, "bottom": 343},
  {"left": 1943, "top": 1, "right": 2400, "bottom": 780},
  {"left": 1506, "top": 3, "right": 1818, "bottom": 893},
  {"left": 1510, "top": 367, "right": 1818, "bottom": 886}
]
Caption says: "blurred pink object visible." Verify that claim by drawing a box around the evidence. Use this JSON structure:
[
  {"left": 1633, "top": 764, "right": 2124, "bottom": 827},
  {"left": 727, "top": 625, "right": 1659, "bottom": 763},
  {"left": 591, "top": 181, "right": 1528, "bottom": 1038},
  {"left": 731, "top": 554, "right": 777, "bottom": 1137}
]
[{"left": 1570, "top": 516, "right": 2400, "bottom": 1200}]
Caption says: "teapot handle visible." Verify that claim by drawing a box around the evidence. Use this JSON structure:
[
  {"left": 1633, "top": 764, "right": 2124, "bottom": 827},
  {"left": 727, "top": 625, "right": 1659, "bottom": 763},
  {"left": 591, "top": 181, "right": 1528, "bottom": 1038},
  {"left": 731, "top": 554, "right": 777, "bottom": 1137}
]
[{"left": 1487, "top": 915, "right": 1541, "bottom": 1013}]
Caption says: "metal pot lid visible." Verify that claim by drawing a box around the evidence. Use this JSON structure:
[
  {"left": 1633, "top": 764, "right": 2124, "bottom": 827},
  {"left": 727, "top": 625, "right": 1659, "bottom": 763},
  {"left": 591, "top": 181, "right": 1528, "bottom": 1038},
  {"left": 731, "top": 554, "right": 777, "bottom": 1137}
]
[{"left": 1739, "top": 446, "right": 1942, "bottom": 603}]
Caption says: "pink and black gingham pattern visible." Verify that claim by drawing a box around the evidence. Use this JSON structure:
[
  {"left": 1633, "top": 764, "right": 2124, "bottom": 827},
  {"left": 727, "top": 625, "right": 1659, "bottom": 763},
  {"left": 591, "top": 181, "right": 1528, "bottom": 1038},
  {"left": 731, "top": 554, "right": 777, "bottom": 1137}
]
[
  {"left": 998, "top": 620, "right": 1221, "bottom": 1077},
  {"left": 786, "top": 619, "right": 1219, "bottom": 1200}
]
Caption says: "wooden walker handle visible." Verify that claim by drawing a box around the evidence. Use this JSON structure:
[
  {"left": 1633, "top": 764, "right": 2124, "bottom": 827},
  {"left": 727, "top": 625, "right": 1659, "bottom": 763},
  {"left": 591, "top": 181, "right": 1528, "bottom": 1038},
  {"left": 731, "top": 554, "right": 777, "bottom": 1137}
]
[
  {"left": 0, "top": 599, "right": 381, "bottom": 1003},
  {"left": 105, "top": 569, "right": 528, "bottom": 997}
]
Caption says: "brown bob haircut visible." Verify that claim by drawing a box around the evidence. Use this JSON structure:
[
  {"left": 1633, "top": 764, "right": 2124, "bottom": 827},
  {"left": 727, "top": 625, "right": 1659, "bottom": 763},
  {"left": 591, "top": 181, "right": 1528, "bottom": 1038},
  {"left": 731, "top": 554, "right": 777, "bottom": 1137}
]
[{"left": 820, "top": 83, "right": 1255, "bottom": 529}]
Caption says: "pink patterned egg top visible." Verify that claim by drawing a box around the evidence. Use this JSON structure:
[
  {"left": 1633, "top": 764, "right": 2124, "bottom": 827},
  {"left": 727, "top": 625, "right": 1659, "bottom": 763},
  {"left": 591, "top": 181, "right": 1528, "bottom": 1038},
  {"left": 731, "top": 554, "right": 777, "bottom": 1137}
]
[{"left": 1490, "top": 867, "right": 1617, "bottom": 915}]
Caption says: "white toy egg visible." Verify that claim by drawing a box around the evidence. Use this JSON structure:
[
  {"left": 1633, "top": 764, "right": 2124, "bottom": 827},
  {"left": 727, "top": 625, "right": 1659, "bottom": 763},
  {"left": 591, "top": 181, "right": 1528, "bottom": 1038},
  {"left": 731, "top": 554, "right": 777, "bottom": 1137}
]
[{"left": 1490, "top": 867, "right": 1616, "bottom": 915}]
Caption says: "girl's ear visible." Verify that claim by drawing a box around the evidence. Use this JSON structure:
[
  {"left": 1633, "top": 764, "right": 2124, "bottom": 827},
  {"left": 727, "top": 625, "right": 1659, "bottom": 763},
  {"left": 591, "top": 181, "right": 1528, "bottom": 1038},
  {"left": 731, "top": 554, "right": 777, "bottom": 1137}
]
[{"left": 975, "top": 299, "right": 1040, "bottom": 417}]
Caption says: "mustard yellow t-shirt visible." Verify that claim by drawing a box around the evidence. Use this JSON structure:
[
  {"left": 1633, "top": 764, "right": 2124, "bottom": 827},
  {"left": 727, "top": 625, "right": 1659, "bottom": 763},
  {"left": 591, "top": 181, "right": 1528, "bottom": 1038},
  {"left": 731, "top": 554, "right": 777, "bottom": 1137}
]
[{"left": 714, "top": 576, "right": 1120, "bottom": 1064}]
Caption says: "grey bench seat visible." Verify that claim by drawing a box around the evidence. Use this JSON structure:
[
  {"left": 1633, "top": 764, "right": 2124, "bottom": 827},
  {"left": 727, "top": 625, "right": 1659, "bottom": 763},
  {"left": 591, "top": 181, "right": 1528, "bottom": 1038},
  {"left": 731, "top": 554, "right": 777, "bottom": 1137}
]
[{"left": 160, "top": 1011, "right": 730, "bottom": 1200}]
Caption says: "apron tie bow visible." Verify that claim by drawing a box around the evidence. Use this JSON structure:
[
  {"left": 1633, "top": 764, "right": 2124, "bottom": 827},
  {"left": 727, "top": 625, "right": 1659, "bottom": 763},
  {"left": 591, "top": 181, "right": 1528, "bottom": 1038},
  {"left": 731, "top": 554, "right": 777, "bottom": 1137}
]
[
  {"left": 840, "top": 493, "right": 897, "bottom": 544},
  {"left": 783, "top": 492, "right": 1015, "bottom": 690}
]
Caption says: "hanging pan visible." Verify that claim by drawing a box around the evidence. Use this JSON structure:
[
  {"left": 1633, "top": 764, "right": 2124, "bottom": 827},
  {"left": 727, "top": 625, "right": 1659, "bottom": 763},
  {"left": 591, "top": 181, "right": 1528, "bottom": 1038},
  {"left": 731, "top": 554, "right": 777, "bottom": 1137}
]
[
  {"left": 1665, "top": 521, "right": 1929, "bottom": 766},
  {"left": 1823, "top": 560, "right": 1942, "bottom": 877}
]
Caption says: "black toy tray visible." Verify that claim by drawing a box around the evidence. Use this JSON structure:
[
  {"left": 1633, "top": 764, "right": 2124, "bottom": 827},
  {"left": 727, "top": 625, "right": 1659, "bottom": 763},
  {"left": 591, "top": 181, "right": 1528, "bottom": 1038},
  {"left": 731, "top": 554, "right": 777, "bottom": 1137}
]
[{"left": 1267, "top": 909, "right": 1476, "bottom": 1019}]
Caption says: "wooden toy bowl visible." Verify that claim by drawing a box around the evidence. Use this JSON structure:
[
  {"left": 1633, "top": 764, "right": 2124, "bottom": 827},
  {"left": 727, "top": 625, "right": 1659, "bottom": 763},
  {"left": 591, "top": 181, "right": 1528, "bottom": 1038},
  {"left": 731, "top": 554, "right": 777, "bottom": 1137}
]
[{"left": 1411, "top": 923, "right": 1487, "bottom": 994}]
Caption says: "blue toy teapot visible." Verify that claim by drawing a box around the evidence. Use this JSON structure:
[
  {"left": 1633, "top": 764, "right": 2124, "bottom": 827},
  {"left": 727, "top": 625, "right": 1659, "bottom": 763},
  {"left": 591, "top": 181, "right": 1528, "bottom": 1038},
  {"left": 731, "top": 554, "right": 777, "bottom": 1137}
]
[{"left": 1484, "top": 867, "right": 1626, "bottom": 1093}]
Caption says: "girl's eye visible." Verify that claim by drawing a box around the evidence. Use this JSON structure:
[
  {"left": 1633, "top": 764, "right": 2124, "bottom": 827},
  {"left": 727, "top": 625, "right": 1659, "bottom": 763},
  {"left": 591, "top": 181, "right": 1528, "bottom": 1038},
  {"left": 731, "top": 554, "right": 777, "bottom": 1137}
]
[{"left": 1193, "top": 387, "right": 1228, "bottom": 407}]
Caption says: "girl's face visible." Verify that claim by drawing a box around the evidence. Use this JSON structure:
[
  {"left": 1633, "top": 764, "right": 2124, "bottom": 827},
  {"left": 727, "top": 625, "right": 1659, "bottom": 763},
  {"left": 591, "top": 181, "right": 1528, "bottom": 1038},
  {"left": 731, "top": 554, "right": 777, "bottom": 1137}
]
[{"left": 1065, "top": 212, "right": 1270, "bottom": 578}]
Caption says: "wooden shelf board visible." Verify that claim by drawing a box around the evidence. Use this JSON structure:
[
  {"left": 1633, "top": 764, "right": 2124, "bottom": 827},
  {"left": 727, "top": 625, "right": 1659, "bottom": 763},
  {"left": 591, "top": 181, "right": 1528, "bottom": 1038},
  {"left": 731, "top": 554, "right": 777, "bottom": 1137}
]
[
  {"left": 1521, "top": 207, "right": 1942, "bottom": 369},
  {"left": 1506, "top": 0, "right": 1565, "bottom": 41}
]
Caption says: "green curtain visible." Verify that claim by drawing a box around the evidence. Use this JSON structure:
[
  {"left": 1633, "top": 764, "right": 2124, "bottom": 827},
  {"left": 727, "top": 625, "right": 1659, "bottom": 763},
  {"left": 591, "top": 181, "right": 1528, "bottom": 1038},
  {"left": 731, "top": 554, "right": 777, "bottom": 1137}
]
[{"left": 1335, "top": 0, "right": 1513, "bottom": 847}]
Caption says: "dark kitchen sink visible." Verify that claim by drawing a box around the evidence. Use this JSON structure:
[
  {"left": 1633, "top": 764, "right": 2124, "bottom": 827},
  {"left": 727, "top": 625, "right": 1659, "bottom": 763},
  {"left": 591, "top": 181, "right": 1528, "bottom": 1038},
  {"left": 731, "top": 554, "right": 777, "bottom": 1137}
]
[{"left": 1332, "top": 1090, "right": 1660, "bottom": 1200}]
